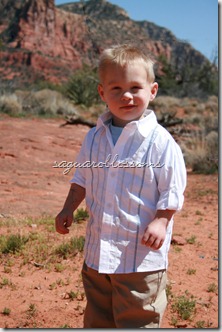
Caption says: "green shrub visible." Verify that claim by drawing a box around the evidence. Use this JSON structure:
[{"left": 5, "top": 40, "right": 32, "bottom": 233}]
[
  {"left": 172, "top": 295, "right": 196, "bottom": 320},
  {"left": 186, "top": 235, "right": 196, "bottom": 244},
  {"left": 74, "top": 208, "right": 89, "bottom": 222},
  {"left": 2, "top": 307, "right": 11, "bottom": 315},
  {"left": 65, "top": 65, "right": 100, "bottom": 107},
  {"left": 0, "top": 234, "right": 29, "bottom": 254},
  {"left": 54, "top": 236, "right": 85, "bottom": 259},
  {"left": 70, "top": 236, "right": 85, "bottom": 253},
  {"left": 207, "top": 283, "right": 218, "bottom": 293},
  {"left": 157, "top": 54, "right": 218, "bottom": 98}
]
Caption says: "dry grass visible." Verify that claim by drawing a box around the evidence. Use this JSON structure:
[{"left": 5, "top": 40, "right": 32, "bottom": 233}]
[{"left": 0, "top": 89, "right": 78, "bottom": 117}]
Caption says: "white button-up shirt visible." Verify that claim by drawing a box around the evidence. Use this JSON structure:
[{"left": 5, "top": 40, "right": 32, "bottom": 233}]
[{"left": 71, "top": 109, "right": 186, "bottom": 273}]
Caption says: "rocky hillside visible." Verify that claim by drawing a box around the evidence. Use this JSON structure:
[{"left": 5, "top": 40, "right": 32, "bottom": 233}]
[
  {"left": 59, "top": 0, "right": 205, "bottom": 68},
  {"left": 0, "top": 0, "right": 217, "bottom": 97}
]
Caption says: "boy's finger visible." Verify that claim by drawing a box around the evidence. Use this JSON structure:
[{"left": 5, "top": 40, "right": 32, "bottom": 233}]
[
  {"left": 142, "top": 234, "right": 155, "bottom": 247},
  {"left": 55, "top": 216, "right": 70, "bottom": 234},
  {"left": 65, "top": 216, "right": 74, "bottom": 227}
]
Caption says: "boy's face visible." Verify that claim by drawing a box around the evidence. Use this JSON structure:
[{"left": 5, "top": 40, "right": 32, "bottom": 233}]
[{"left": 98, "top": 62, "right": 158, "bottom": 127}]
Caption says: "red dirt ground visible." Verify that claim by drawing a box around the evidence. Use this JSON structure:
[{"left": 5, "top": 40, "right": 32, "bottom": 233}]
[{"left": 0, "top": 117, "right": 218, "bottom": 329}]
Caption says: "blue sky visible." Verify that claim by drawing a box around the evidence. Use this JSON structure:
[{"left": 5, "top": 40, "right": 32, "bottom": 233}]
[{"left": 55, "top": 0, "right": 218, "bottom": 62}]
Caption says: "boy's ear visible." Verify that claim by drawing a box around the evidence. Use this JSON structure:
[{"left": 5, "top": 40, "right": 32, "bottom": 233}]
[
  {"left": 150, "top": 82, "right": 158, "bottom": 101},
  {"left": 98, "top": 84, "right": 106, "bottom": 102}
]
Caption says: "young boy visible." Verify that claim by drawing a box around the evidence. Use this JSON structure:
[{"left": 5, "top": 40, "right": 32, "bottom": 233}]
[{"left": 55, "top": 44, "right": 187, "bottom": 328}]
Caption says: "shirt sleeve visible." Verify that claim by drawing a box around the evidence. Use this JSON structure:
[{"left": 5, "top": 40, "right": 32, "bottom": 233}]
[
  {"left": 153, "top": 133, "right": 187, "bottom": 211},
  {"left": 70, "top": 128, "right": 95, "bottom": 188}
]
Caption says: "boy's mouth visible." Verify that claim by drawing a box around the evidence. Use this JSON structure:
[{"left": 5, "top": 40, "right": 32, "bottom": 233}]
[{"left": 120, "top": 104, "right": 136, "bottom": 110}]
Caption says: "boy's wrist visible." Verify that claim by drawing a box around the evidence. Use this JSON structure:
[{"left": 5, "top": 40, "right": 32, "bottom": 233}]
[
  {"left": 62, "top": 204, "right": 75, "bottom": 213},
  {"left": 155, "top": 209, "right": 175, "bottom": 217},
  {"left": 154, "top": 209, "right": 176, "bottom": 225}
]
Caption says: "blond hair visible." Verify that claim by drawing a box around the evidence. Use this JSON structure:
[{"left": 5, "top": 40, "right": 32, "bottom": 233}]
[{"left": 98, "top": 44, "right": 155, "bottom": 83}]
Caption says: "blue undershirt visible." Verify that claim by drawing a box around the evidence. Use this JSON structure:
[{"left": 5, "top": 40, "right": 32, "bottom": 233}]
[{"left": 109, "top": 123, "right": 123, "bottom": 145}]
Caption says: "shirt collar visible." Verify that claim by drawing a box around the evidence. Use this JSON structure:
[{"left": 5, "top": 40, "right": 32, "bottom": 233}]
[
  {"left": 96, "top": 109, "right": 158, "bottom": 138},
  {"left": 96, "top": 110, "right": 113, "bottom": 129}
]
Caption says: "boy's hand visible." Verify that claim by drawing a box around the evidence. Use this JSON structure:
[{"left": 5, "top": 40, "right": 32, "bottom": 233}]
[
  {"left": 141, "top": 218, "right": 167, "bottom": 250},
  {"left": 55, "top": 209, "right": 73, "bottom": 234},
  {"left": 141, "top": 209, "right": 175, "bottom": 250},
  {"left": 55, "top": 183, "right": 85, "bottom": 235}
]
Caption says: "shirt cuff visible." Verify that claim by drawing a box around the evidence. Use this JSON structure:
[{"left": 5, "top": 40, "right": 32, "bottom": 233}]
[{"left": 156, "top": 189, "right": 184, "bottom": 211}]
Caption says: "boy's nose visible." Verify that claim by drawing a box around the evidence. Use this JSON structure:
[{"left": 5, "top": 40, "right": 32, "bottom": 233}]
[{"left": 121, "top": 91, "right": 133, "bottom": 100}]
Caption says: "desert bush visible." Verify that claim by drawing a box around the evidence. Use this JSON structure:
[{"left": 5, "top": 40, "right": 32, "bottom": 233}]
[
  {"left": 184, "top": 131, "right": 218, "bottom": 174},
  {"left": 151, "top": 96, "right": 182, "bottom": 128},
  {"left": 0, "top": 234, "right": 29, "bottom": 254},
  {"left": 65, "top": 65, "right": 100, "bottom": 107},
  {"left": 16, "top": 89, "right": 78, "bottom": 116},
  {"left": 207, "top": 283, "right": 218, "bottom": 294},
  {"left": 0, "top": 89, "right": 79, "bottom": 117},
  {"left": 206, "top": 130, "right": 218, "bottom": 151},
  {"left": 2, "top": 307, "right": 11, "bottom": 316},
  {"left": 204, "top": 115, "right": 218, "bottom": 135},
  {"left": 172, "top": 294, "right": 196, "bottom": 320},
  {"left": 0, "top": 94, "right": 23, "bottom": 115},
  {"left": 54, "top": 236, "right": 85, "bottom": 259},
  {"left": 205, "top": 95, "right": 218, "bottom": 113},
  {"left": 74, "top": 208, "right": 89, "bottom": 222},
  {"left": 187, "top": 114, "right": 203, "bottom": 126},
  {"left": 152, "top": 96, "right": 180, "bottom": 113},
  {"left": 33, "top": 81, "right": 64, "bottom": 94}
]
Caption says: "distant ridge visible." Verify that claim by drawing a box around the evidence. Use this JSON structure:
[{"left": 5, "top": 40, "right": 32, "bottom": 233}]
[{"left": 0, "top": 0, "right": 217, "bottom": 97}]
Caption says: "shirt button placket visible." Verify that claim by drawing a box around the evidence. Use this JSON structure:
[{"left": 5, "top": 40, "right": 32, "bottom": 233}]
[{"left": 104, "top": 167, "right": 117, "bottom": 213}]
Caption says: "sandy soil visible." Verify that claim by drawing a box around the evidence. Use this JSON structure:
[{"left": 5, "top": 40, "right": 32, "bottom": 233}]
[{"left": 0, "top": 117, "right": 218, "bottom": 328}]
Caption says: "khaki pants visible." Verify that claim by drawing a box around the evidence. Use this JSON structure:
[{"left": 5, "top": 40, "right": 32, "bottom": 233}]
[{"left": 81, "top": 262, "right": 167, "bottom": 328}]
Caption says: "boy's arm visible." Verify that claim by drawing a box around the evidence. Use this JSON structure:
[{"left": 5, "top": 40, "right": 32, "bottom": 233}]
[
  {"left": 55, "top": 183, "right": 86, "bottom": 234},
  {"left": 141, "top": 209, "right": 175, "bottom": 250}
]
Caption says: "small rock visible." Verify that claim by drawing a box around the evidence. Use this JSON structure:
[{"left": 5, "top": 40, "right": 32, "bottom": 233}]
[{"left": 171, "top": 235, "right": 186, "bottom": 245}]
